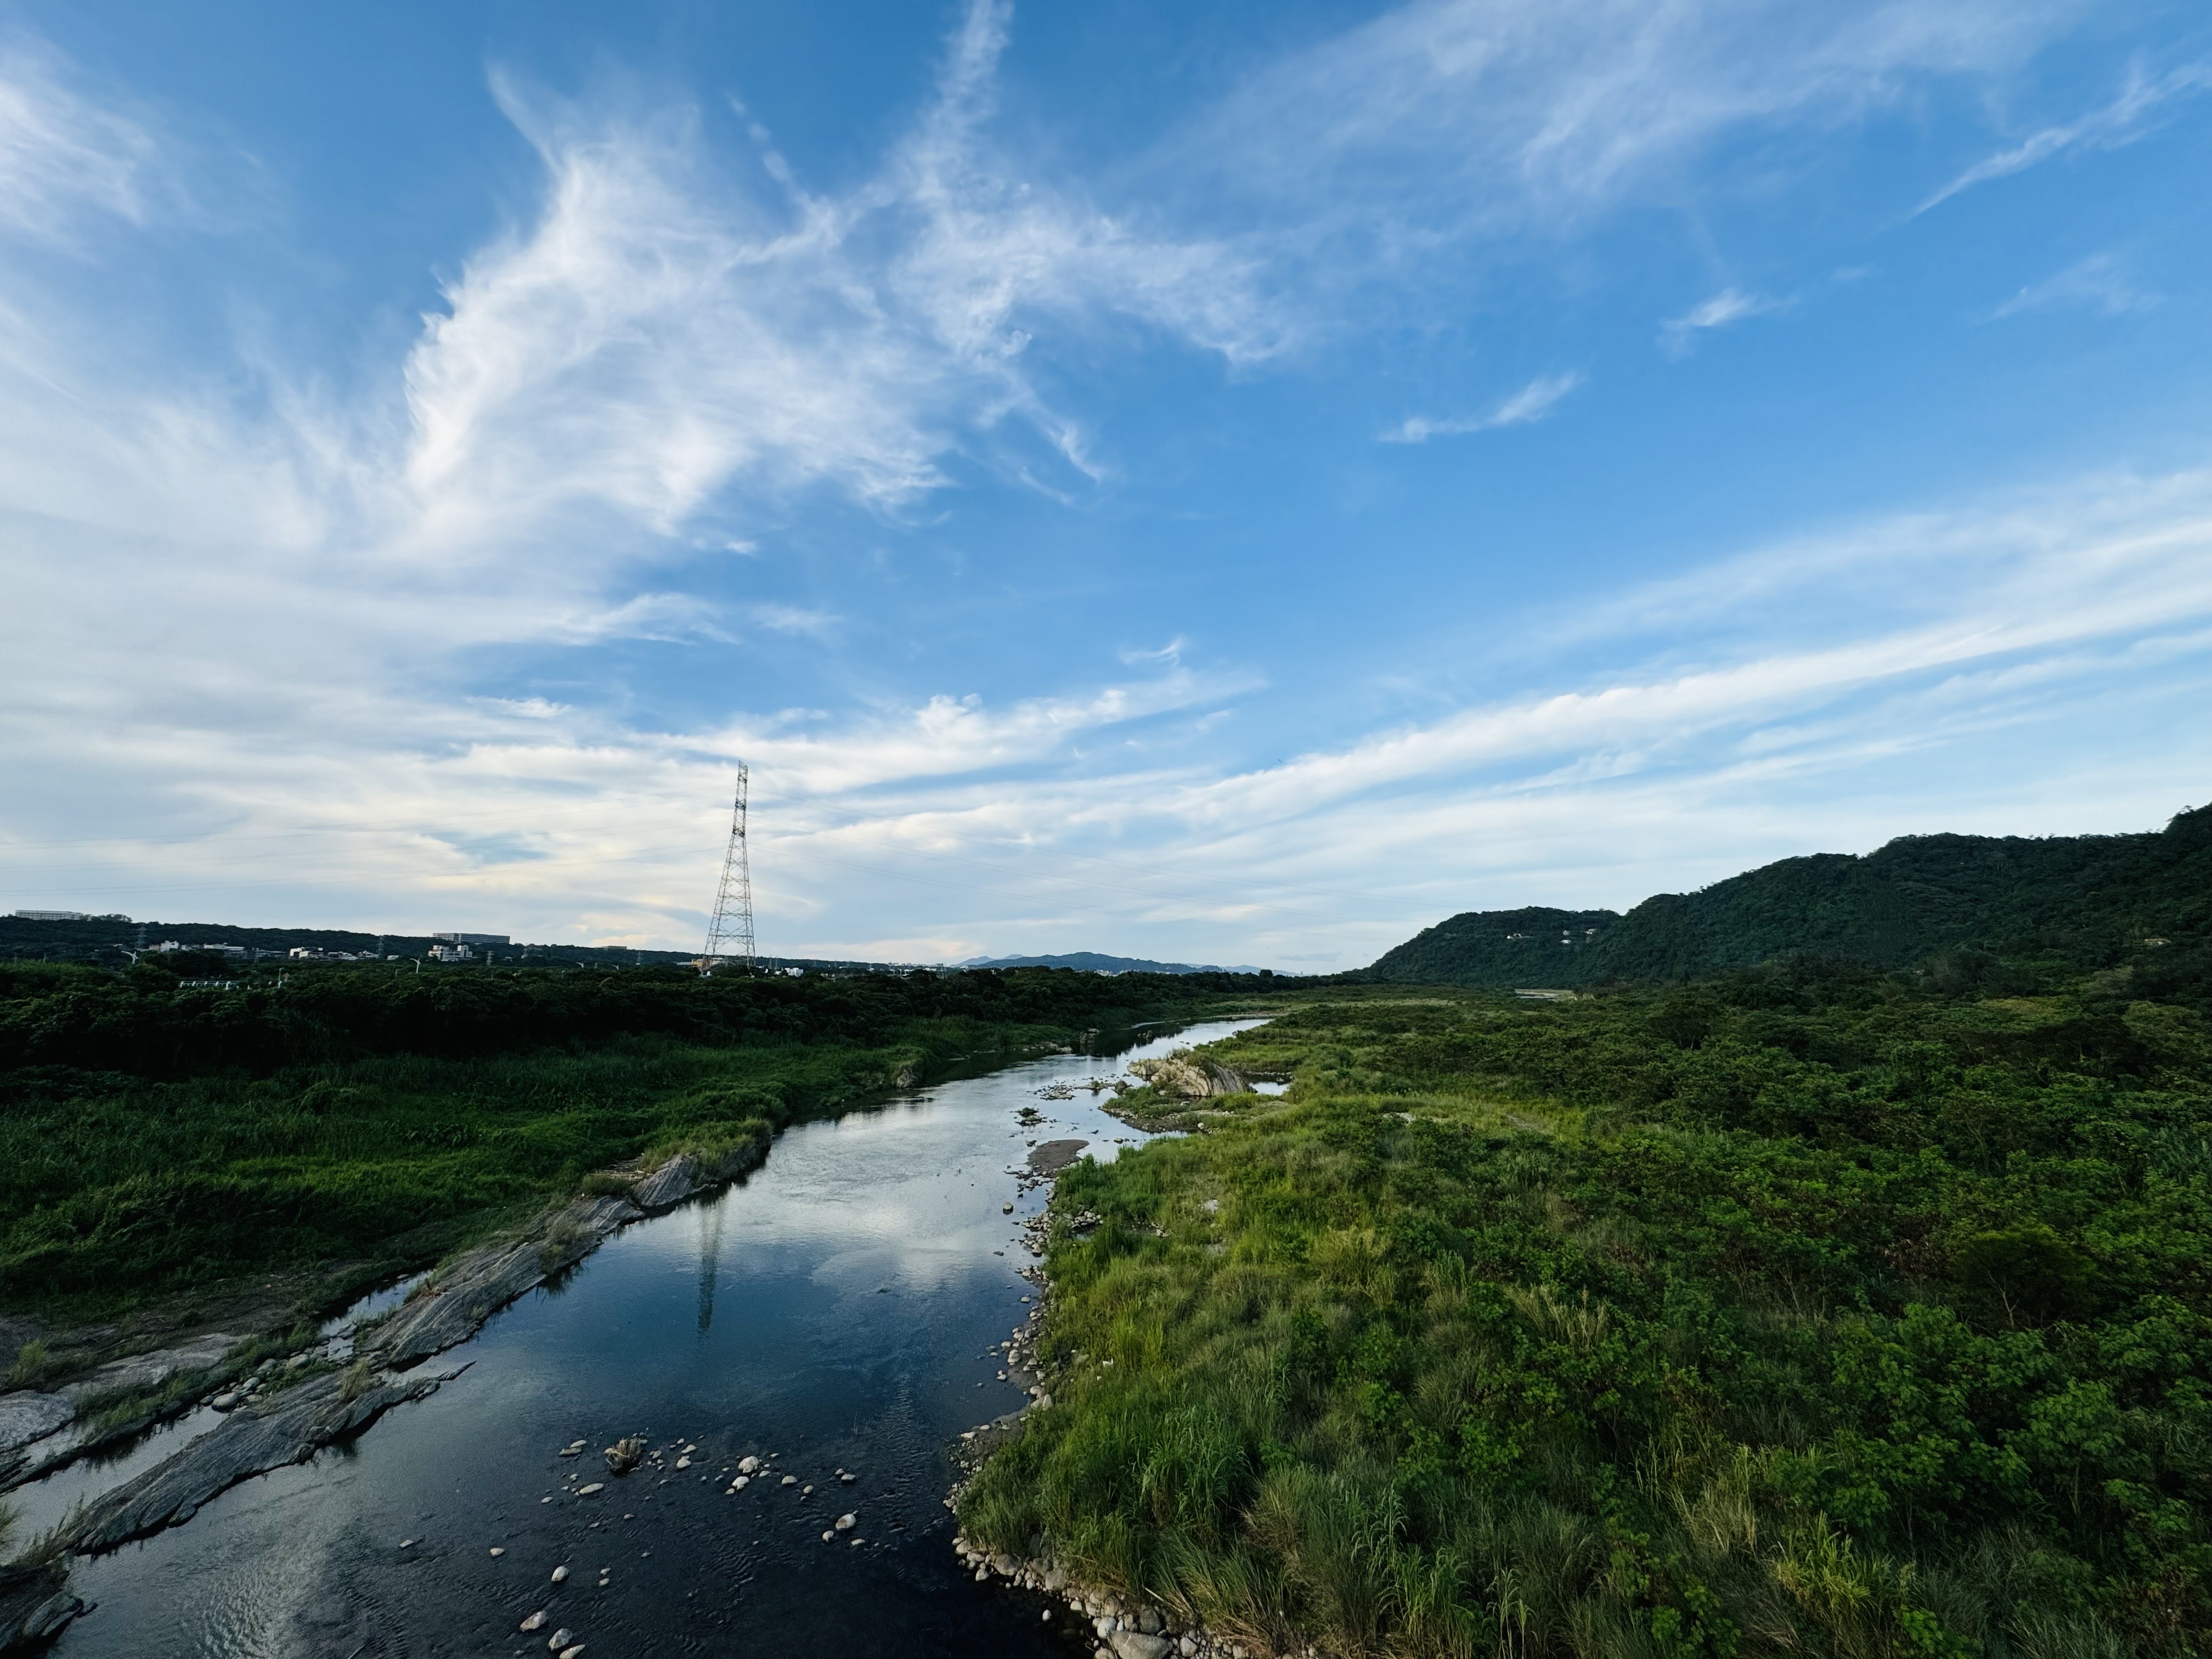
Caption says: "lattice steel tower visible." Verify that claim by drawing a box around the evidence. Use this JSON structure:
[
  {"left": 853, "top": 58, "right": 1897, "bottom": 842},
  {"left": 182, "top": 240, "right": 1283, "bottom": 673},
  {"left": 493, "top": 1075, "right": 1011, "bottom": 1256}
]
[{"left": 704, "top": 766, "right": 755, "bottom": 966}]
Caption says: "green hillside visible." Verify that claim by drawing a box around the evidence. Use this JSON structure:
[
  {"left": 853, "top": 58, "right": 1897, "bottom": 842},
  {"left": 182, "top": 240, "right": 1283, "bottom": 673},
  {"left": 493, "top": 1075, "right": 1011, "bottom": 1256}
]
[{"left": 1368, "top": 804, "right": 2212, "bottom": 988}]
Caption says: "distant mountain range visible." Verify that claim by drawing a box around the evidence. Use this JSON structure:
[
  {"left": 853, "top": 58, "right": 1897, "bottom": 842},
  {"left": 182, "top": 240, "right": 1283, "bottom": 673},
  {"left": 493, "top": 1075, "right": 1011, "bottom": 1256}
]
[
  {"left": 960, "top": 951, "right": 1269, "bottom": 976},
  {"left": 1365, "top": 803, "right": 2211, "bottom": 986}
]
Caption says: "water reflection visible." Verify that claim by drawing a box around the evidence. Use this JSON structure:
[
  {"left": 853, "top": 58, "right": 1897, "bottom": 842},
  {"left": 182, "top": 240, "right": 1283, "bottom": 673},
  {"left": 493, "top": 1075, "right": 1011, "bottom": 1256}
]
[{"left": 41, "top": 1018, "right": 1261, "bottom": 1658}]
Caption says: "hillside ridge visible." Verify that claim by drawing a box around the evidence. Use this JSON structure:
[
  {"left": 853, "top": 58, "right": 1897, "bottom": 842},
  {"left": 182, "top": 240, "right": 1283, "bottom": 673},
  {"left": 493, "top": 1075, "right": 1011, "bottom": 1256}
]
[{"left": 1367, "top": 803, "right": 2212, "bottom": 985}]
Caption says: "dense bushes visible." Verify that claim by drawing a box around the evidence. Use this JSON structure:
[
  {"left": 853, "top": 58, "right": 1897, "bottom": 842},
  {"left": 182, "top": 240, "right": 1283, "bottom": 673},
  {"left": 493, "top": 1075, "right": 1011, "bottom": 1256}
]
[{"left": 961, "top": 968, "right": 2212, "bottom": 1656}]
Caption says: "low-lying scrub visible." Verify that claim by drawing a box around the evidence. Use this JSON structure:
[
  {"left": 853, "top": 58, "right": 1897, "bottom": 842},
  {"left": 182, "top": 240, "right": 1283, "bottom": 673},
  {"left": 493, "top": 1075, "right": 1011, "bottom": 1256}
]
[{"left": 963, "top": 967, "right": 2212, "bottom": 1656}]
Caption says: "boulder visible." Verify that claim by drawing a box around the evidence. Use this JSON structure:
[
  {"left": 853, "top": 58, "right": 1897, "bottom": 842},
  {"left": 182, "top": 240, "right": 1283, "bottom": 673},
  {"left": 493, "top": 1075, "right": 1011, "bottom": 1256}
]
[
  {"left": 1109, "top": 1632, "right": 1174, "bottom": 1659},
  {"left": 0, "top": 1562, "right": 83, "bottom": 1651}
]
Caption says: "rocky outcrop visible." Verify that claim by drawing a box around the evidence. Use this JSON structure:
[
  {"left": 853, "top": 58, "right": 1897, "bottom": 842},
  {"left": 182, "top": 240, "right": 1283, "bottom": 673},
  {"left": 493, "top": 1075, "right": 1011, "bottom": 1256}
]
[
  {"left": 1127, "top": 1053, "right": 1247, "bottom": 1099},
  {"left": 0, "top": 1562, "right": 82, "bottom": 1652},
  {"left": 0, "top": 1394, "right": 71, "bottom": 1459},
  {"left": 629, "top": 1154, "right": 699, "bottom": 1211},
  {"left": 63, "top": 1363, "right": 462, "bottom": 1554},
  {"left": 57, "top": 1333, "right": 244, "bottom": 1408},
  {"left": 368, "top": 1193, "right": 639, "bottom": 1369}
]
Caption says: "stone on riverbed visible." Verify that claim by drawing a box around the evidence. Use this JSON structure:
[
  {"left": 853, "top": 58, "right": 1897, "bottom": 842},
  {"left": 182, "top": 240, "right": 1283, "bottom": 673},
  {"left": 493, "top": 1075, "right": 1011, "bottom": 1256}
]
[
  {"left": 1109, "top": 1632, "right": 1173, "bottom": 1659},
  {"left": 520, "top": 1611, "right": 547, "bottom": 1631},
  {"left": 575, "top": 1482, "right": 604, "bottom": 1496}
]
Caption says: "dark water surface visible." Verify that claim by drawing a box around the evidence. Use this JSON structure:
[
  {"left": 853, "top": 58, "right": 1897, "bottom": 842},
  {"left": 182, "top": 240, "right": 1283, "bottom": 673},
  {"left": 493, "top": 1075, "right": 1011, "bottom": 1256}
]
[{"left": 40, "top": 1020, "right": 1260, "bottom": 1658}]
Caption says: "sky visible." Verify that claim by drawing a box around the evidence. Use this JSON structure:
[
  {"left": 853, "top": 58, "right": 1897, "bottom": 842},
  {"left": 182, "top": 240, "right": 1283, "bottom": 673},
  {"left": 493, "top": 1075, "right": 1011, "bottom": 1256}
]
[{"left": 2, "top": 0, "right": 2209, "bottom": 969}]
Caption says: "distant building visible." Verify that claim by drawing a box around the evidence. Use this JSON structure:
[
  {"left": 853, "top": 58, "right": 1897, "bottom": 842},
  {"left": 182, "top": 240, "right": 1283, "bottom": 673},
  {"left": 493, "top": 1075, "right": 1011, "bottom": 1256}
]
[
  {"left": 157, "top": 941, "right": 247, "bottom": 958},
  {"left": 12, "top": 910, "right": 92, "bottom": 921},
  {"left": 432, "top": 932, "right": 509, "bottom": 946},
  {"left": 427, "top": 943, "right": 477, "bottom": 962}
]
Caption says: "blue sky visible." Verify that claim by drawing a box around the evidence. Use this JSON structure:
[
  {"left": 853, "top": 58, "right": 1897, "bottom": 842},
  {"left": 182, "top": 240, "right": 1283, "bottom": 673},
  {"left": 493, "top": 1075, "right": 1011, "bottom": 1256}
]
[{"left": 3, "top": 0, "right": 2210, "bottom": 968}]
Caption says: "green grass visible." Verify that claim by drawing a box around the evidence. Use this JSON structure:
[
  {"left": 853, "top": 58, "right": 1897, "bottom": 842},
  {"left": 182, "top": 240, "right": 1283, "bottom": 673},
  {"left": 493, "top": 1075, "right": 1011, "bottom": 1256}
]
[{"left": 962, "top": 971, "right": 2212, "bottom": 1657}]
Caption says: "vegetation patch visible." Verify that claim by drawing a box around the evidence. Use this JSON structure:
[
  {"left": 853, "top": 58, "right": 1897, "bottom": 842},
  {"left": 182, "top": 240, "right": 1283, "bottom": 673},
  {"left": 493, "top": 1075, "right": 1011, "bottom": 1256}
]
[{"left": 962, "top": 967, "right": 2212, "bottom": 1657}]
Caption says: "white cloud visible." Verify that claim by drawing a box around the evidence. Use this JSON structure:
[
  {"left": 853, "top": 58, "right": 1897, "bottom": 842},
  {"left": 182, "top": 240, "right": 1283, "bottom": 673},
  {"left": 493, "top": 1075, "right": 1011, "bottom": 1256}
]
[
  {"left": 1384, "top": 371, "right": 1584, "bottom": 443},
  {"left": 1920, "top": 58, "right": 2212, "bottom": 212},
  {"left": 1991, "top": 251, "right": 2159, "bottom": 319},
  {"left": 1177, "top": 0, "right": 2083, "bottom": 253},
  {"left": 1660, "top": 286, "right": 1782, "bottom": 353},
  {"left": 0, "top": 36, "right": 171, "bottom": 245}
]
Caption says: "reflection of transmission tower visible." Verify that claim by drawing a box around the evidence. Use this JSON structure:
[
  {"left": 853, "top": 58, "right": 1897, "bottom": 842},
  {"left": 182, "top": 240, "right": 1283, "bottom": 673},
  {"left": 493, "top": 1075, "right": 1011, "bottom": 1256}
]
[{"left": 703, "top": 766, "right": 755, "bottom": 967}]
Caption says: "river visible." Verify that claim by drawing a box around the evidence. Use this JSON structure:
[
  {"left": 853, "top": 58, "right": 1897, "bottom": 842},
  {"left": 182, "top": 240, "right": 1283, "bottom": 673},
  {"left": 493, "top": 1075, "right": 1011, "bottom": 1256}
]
[{"left": 22, "top": 1019, "right": 1260, "bottom": 1658}]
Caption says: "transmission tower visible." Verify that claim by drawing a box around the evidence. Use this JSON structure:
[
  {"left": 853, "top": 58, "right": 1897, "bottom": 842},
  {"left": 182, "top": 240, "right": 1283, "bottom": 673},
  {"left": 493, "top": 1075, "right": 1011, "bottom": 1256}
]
[{"left": 703, "top": 766, "right": 756, "bottom": 967}]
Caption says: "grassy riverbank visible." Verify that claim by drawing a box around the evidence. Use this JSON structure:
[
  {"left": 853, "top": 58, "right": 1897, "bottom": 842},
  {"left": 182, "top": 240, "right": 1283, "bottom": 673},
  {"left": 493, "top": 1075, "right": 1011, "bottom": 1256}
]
[
  {"left": 0, "top": 961, "right": 1265, "bottom": 1323},
  {"left": 961, "top": 965, "right": 2212, "bottom": 1656}
]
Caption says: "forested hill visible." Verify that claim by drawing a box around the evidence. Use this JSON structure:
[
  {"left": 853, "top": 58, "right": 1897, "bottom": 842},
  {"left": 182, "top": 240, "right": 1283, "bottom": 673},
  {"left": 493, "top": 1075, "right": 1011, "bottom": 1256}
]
[{"left": 1368, "top": 803, "right": 2212, "bottom": 987}]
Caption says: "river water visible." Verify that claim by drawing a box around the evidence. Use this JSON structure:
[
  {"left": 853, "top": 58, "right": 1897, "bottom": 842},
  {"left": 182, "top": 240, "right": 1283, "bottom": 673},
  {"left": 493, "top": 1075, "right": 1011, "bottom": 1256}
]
[{"left": 30, "top": 1019, "right": 1260, "bottom": 1659}]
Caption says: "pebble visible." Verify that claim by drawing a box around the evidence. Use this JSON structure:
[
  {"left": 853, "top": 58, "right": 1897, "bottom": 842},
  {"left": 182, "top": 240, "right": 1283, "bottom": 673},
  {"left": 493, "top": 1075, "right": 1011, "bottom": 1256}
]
[
  {"left": 576, "top": 1483, "right": 605, "bottom": 1496},
  {"left": 781, "top": 1475, "right": 797, "bottom": 1486},
  {"left": 551, "top": 1565, "right": 569, "bottom": 1583},
  {"left": 520, "top": 1611, "right": 548, "bottom": 1632},
  {"left": 490, "top": 1547, "right": 506, "bottom": 1557},
  {"left": 821, "top": 1530, "right": 834, "bottom": 1542},
  {"left": 675, "top": 1457, "right": 691, "bottom": 1469},
  {"left": 548, "top": 1630, "right": 574, "bottom": 1650},
  {"left": 801, "top": 1483, "right": 814, "bottom": 1494},
  {"left": 839, "top": 1472, "right": 855, "bottom": 1483},
  {"left": 729, "top": 1476, "right": 749, "bottom": 1491},
  {"left": 399, "top": 1539, "right": 415, "bottom": 1549},
  {"left": 559, "top": 1648, "right": 585, "bottom": 1659}
]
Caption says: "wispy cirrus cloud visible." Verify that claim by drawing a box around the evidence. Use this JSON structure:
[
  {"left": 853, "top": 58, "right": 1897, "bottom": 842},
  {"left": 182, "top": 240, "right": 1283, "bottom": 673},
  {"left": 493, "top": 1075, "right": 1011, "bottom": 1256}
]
[
  {"left": 1383, "top": 371, "right": 1585, "bottom": 443},
  {"left": 1991, "top": 251, "right": 2159, "bottom": 319},
  {"left": 1660, "top": 286, "right": 1784, "bottom": 354},
  {"left": 1177, "top": 0, "right": 2087, "bottom": 253},
  {"left": 0, "top": 33, "right": 173, "bottom": 246},
  {"left": 1919, "top": 58, "right": 2212, "bottom": 212}
]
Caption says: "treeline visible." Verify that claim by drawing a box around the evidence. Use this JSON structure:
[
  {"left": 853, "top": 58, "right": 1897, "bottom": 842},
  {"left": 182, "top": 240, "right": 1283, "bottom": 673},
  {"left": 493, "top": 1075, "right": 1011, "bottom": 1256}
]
[
  {"left": 1367, "top": 802, "right": 2212, "bottom": 991},
  {"left": 0, "top": 961, "right": 1269, "bottom": 1080},
  {"left": 0, "top": 964, "right": 1256, "bottom": 1308},
  {"left": 962, "top": 958, "right": 2212, "bottom": 1655}
]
